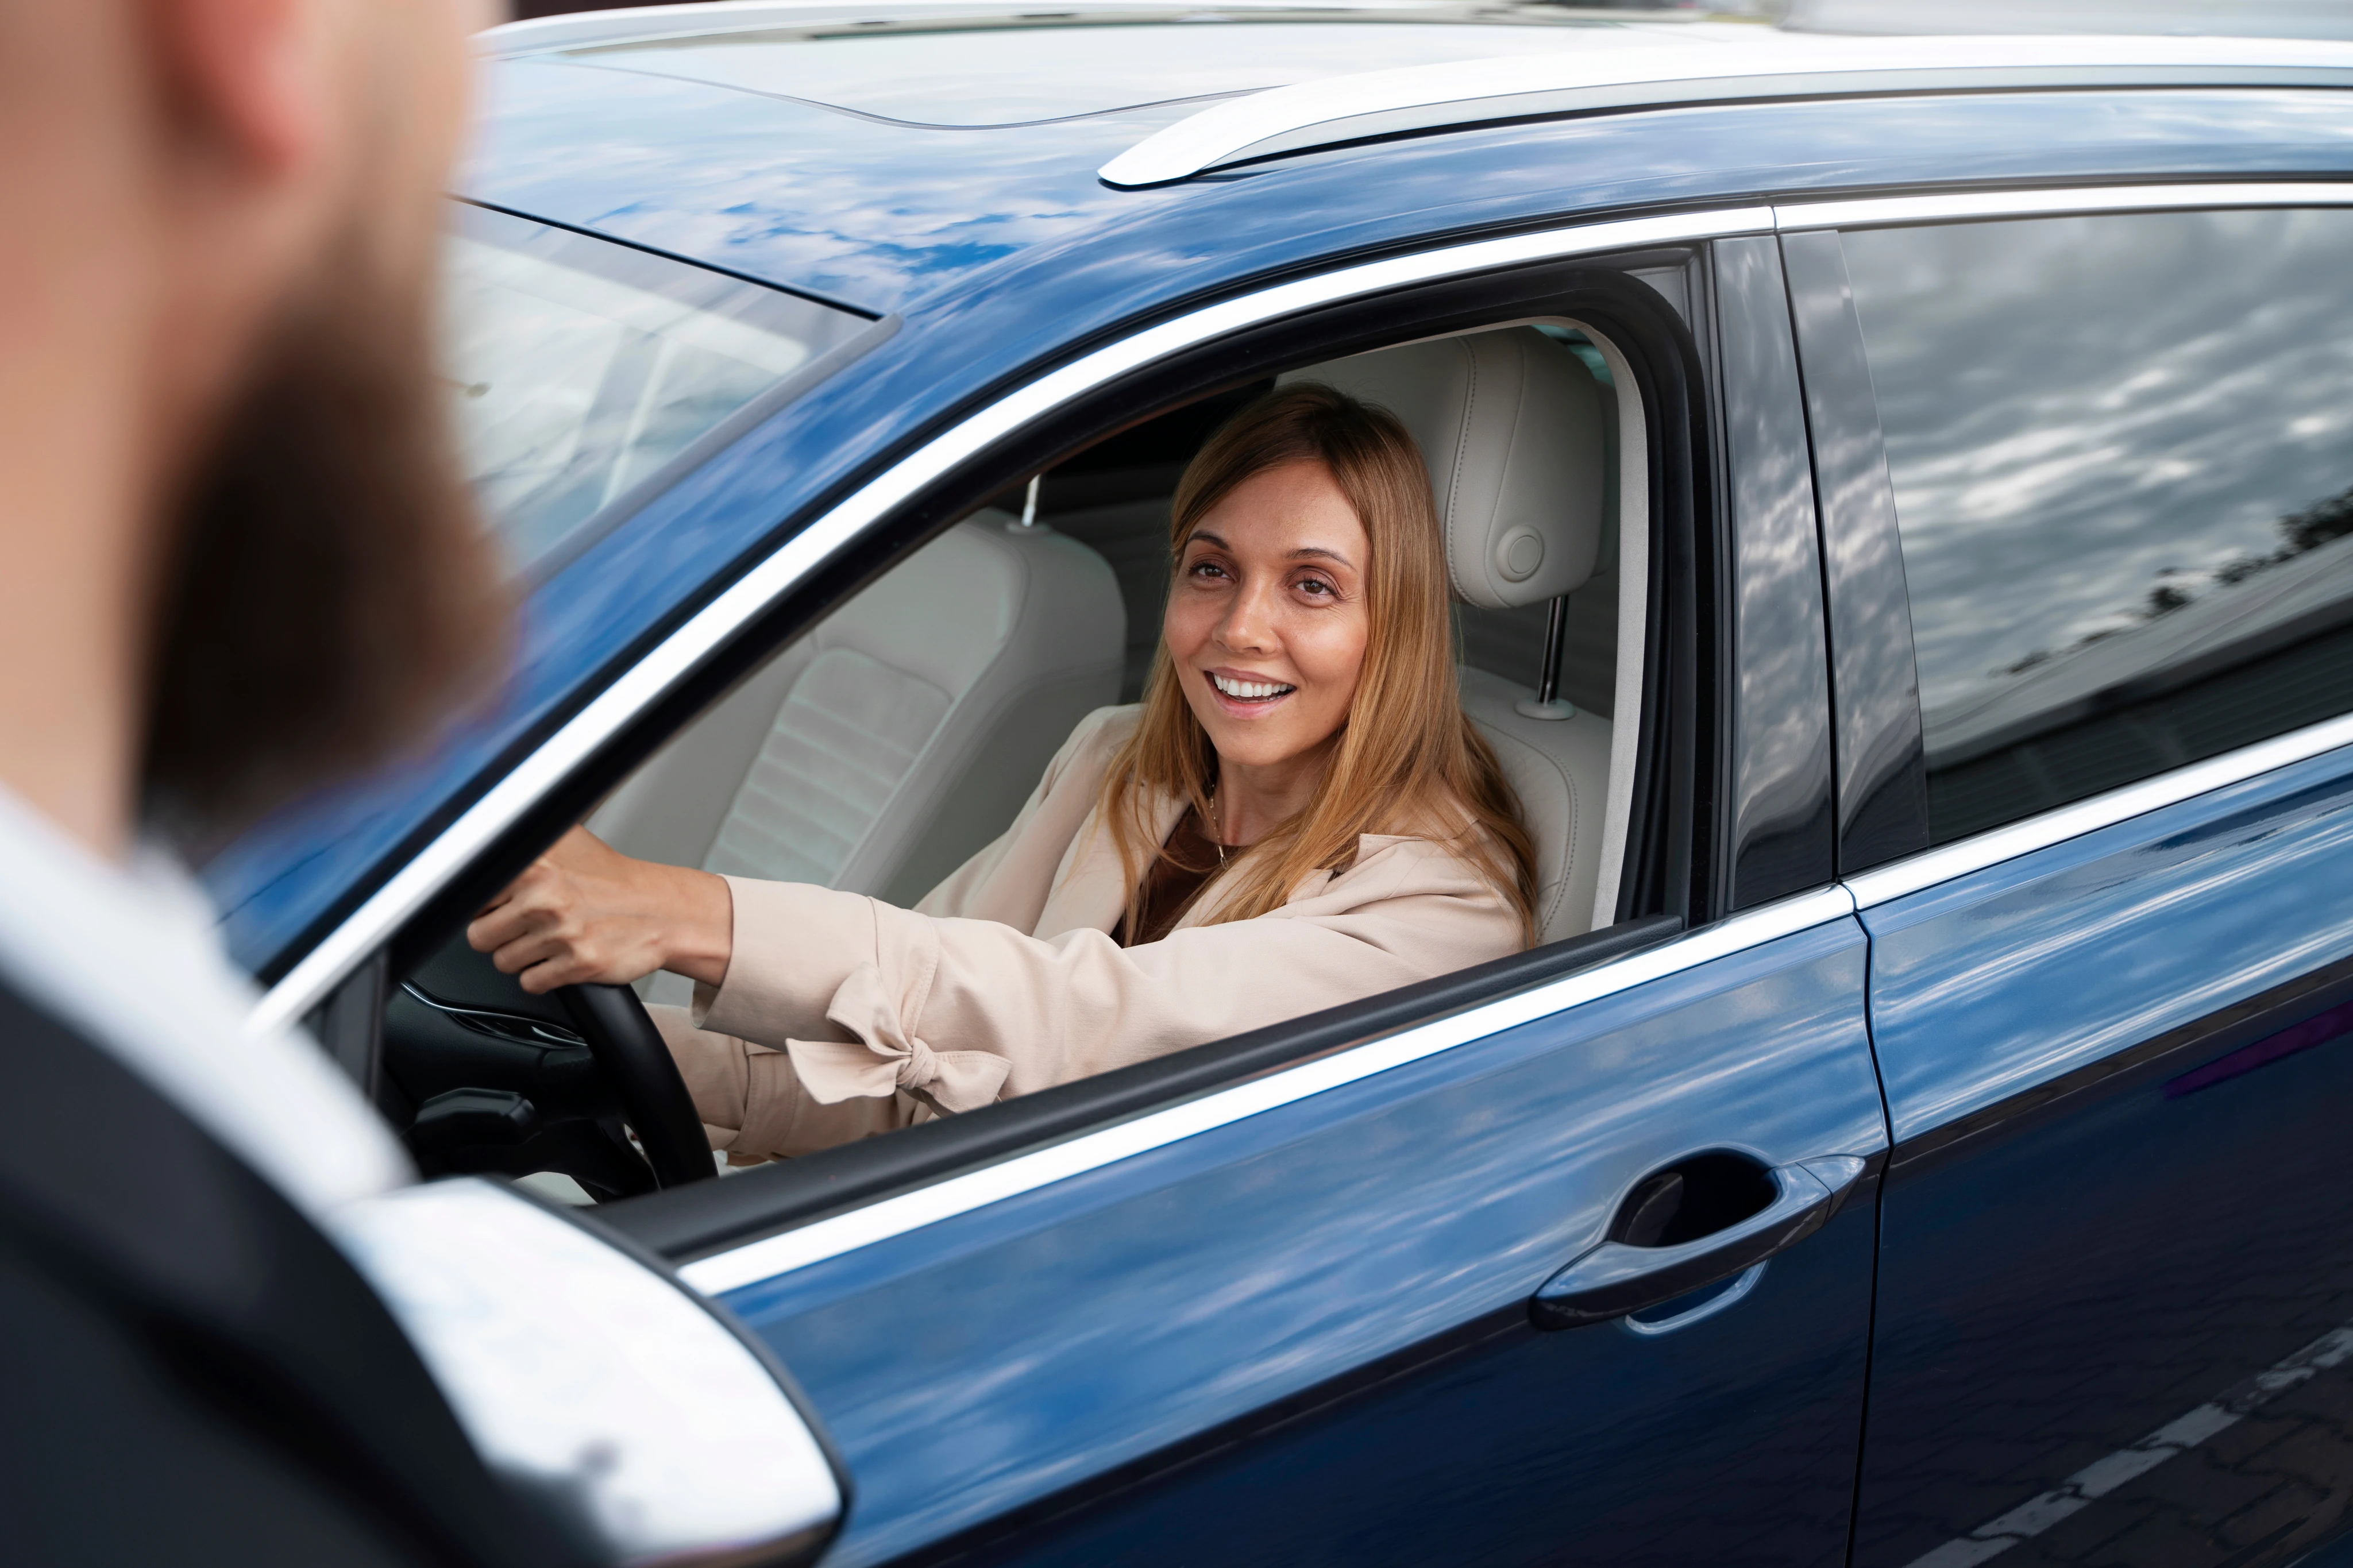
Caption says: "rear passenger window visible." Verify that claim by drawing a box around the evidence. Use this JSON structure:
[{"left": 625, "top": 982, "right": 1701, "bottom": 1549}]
[{"left": 1843, "top": 208, "right": 2353, "bottom": 843}]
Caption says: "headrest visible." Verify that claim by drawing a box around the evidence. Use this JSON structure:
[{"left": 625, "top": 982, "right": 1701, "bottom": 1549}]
[{"left": 1279, "top": 327, "right": 1606, "bottom": 610}]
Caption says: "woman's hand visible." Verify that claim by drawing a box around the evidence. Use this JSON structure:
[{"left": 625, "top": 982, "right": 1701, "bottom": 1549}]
[{"left": 466, "top": 827, "right": 734, "bottom": 994}]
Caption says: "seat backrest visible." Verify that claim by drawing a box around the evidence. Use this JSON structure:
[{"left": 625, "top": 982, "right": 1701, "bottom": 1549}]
[
  {"left": 707, "top": 512, "right": 1124, "bottom": 903},
  {"left": 1282, "top": 328, "right": 1613, "bottom": 942},
  {"left": 592, "top": 511, "right": 1123, "bottom": 911}
]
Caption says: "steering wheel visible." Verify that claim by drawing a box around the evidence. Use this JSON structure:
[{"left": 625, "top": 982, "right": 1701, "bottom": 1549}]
[{"left": 550, "top": 983, "right": 717, "bottom": 1190}]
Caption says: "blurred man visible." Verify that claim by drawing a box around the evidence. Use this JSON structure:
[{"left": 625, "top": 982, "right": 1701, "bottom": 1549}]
[{"left": 0, "top": 3, "right": 576, "bottom": 1562}]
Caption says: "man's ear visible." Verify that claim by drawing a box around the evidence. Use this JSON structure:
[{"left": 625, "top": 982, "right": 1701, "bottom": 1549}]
[{"left": 147, "top": 0, "right": 327, "bottom": 177}]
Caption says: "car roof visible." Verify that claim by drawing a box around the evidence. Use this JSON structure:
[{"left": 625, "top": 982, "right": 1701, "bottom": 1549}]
[
  {"left": 463, "top": 2, "right": 1761, "bottom": 312},
  {"left": 466, "top": 3, "right": 2353, "bottom": 315}
]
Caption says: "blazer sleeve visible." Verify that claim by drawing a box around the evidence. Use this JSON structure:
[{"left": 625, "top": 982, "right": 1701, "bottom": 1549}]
[
  {"left": 686, "top": 837, "right": 1522, "bottom": 1157},
  {"left": 648, "top": 1002, "right": 924, "bottom": 1158},
  {"left": 911, "top": 704, "right": 1134, "bottom": 925}
]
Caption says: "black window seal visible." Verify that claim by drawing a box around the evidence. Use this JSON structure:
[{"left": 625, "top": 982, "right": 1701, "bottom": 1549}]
[
  {"left": 1710, "top": 234, "right": 1838, "bottom": 910},
  {"left": 1778, "top": 227, "right": 1933, "bottom": 876}
]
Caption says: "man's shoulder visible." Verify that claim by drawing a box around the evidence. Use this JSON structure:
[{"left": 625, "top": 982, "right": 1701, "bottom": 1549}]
[
  {"left": 0, "top": 976, "right": 574, "bottom": 1568},
  {"left": 0, "top": 978, "right": 269, "bottom": 1276}
]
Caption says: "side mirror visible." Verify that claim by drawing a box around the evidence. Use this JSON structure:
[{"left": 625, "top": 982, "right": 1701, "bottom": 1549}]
[{"left": 332, "top": 1178, "right": 846, "bottom": 1567}]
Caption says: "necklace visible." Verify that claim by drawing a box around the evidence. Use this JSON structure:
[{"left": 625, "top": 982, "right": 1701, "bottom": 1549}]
[{"left": 1206, "top": 788, "right": 1229, "bottom": 866}]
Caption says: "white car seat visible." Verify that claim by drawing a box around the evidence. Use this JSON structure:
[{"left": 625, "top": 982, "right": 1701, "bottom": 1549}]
[
  {"left": 590, "top": 511, "right": 1124, "bottom": 912},
  {"left": 1282, "top": 327, "right": 1614, "bottom": 943}
]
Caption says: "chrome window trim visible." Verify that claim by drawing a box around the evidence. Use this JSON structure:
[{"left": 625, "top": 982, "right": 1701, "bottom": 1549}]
[
  {"left": 248, "top": 203, "right": 1770, "bottom": 1036},
  {"left": 1775, "top": 180, "right": 2353, "bottom": 231},
  {"left": 676, "top": 885, "right": 1857, "bottom": 1296},
  {"left": 1097, "top": 36, "right": 2353, "bottom": 188},
  {"left": 1844, "top": 711, "right": 2353, "bottom": 912}
]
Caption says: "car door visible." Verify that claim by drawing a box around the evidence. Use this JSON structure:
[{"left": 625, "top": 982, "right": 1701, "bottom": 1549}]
[
  {"left": 1785, "top": 194, "right": 2353, "bottom": 1568},
  {"left": 675, "top": 901, "right": 1881, "bottom": 1568},
  {"left": 577, "top": 233, "right": 1884, "bottom": 1568}
]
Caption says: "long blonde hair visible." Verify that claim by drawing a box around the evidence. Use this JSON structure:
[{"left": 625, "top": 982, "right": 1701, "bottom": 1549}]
[{"left": 1098, "top": 382, "right": 1539, "bottom": 944}]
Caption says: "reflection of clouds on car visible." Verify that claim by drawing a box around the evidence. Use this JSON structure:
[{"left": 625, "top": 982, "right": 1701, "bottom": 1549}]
[
  {"left": 1923, "top": 518, "right": 2353, "bottom": 767},
  {"left": 1844, "top": 207, "right": 2353, "bottom": 723},
  {"left": 1994, "top": 479, "right": 2353, "bottom": 677}
]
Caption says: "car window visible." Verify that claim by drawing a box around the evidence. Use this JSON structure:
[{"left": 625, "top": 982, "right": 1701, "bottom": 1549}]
[
  {"left": 444, "top": 203, "right": 870, "bottom": 578},
  {"left": 360, "top": 273, "right": 1697, "bottom": 1220},
  {"left": 593, "top": 330, "right": 1627, "bottom": 967},
  {"left": 1843, "top": 208, "right": 2353, "bottom": 844}
]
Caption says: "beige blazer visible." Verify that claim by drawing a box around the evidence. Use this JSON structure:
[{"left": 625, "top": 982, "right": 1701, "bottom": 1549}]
[{"left": 651, "top": 705, "right": 1525, "bottom": 1159}]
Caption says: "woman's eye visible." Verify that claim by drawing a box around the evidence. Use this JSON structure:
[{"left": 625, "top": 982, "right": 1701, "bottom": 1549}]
[
  {"left": 1188, "top": 559, "right": 1229, "bottom": 581},
  {"left": 1297, "top": 576, "right": 1336, "bottom": 598}
]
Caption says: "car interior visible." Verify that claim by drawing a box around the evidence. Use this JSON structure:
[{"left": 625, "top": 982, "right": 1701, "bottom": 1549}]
[{"left": 382, "top": 315, "right": 1658, "bottom": 1204}]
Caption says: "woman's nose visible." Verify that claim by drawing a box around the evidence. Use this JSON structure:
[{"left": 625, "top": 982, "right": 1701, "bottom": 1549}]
[{"left": 1215, "top": 580, "right": 1280, "bottom": 653}]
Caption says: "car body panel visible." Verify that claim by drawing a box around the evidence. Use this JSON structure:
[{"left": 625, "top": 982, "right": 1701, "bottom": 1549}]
[
  {"left": 956, "top": 1196, "right": 1879, "bottom": 1568},
  {"left": 1853, "top": 739, "right": 2353, "bottom": 1565},
  {"left": 711, "top": 912, "right": 1885, "bottom": 1565},
  {"left": 1861, "top": 739, "right": 2353, "bottom": 1148}
]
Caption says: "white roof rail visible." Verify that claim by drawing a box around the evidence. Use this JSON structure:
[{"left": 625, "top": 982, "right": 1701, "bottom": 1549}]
[{"left": 1098, "top": 34, "right": 2353, "bottom": 188}]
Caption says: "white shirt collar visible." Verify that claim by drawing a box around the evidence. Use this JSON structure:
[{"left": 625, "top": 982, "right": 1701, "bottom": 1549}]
[{"left": 0, "top": 786, "right": 410, "bottom": 1215}]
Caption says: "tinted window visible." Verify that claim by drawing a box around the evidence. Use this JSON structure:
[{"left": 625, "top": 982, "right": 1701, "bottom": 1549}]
[
  {"left": 445, "top": 204, "right": 869, "bottom": 578},
  {"left": 1845, "top": 208, "right": 2353, "bottom": 843}
]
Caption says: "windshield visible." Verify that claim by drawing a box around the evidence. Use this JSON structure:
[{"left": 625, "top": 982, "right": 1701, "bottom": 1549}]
[{"left": 442, "top": 204, "right": 872, "bottom": 578}]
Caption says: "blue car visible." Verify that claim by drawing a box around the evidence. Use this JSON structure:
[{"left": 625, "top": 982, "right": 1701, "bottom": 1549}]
[{"left": 213, "top": 7, "right": 2353, "bottom": 1565}]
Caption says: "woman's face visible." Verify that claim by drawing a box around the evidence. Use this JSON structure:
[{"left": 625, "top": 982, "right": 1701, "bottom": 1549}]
[{"left": 1164, "top": 459, "right": 1372, "bottom": 779}]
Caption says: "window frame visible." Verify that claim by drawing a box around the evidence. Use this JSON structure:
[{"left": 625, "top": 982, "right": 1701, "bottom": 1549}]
[
  {"left": 263, "top": 205, "right": 1770, "bottom": 1031},
  {"left": 283, "top": 226, "right": 1745, "bottom": 1265},
  {"left": 491, "top": 253, "right": 1725, "bottom": 1262}
]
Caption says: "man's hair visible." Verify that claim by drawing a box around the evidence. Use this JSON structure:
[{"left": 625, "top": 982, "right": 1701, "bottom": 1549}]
[
  {"left": 141, "top": 227, "right": 509, "bottom": 845},
  {"left": 1097, "top": 381, "right": 1539, "bottom": 944}
]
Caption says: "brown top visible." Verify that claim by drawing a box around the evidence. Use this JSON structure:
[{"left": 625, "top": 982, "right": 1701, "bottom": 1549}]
[{"left": 1116, "top": 807, "right": 1228, "bottom": 947}]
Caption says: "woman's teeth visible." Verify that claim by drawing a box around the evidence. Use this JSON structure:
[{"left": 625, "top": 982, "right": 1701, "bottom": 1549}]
[{"left": 1212, "top": 674, "right": 1296, "bottom": 701}]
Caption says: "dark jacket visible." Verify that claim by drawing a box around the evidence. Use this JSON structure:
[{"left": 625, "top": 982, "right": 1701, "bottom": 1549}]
[{"left": 0, "top": 981, "right": 585, "bottom": 1567}]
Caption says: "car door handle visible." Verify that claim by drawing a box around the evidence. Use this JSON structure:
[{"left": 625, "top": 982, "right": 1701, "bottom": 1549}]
[{"left": 1530, "top": 1154, "right": 1867, "bottom": 1331}]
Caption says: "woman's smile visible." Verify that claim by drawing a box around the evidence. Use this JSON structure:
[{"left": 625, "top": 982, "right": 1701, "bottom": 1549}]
[{"left": 1208, "top": 668, "right": 1299, "bottom": 709}]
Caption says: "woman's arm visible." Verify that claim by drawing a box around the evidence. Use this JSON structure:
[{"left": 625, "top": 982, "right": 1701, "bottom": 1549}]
[
  {"left": 465, "top": 826, "right": 733, "bottom": 993},
  {"left": 466, "top": 707, "right": 1138, "bottom": 994},
  {"left": 703, "top": 836, "right": 1523, "bottom": 1124}
]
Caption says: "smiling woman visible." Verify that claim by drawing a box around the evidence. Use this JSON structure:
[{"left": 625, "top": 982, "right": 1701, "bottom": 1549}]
[
  {"left": 465, "top": 383, "right": 1537, "bottom": 1158},
  {"left": 1102, "top": 383, "right": 1537, "bottom": 948}
]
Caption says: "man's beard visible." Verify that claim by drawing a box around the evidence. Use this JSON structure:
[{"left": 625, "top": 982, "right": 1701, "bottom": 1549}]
[{"left": 141, "top": 240, "right": 512, "bottom": 850}]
